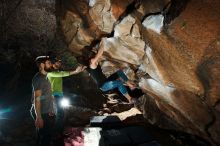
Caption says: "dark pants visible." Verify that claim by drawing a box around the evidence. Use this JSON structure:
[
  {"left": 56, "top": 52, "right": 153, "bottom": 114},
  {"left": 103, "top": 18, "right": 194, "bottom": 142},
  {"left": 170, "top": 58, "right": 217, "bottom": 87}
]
[
  {"left": 53, "top": 94, "right": 65, "bottom": 146},
  {"left": 36, "top": 114, "right": 55, "bottom": 146},
  {"left": 54, "top": 94, "right": 64, "bottom": 133}
]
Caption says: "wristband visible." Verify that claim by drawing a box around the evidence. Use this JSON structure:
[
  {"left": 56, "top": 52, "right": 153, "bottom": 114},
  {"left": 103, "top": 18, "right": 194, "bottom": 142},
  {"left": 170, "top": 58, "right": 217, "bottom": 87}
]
[{"left": 35, "top": 96, "right": 45, "bottom": 101}]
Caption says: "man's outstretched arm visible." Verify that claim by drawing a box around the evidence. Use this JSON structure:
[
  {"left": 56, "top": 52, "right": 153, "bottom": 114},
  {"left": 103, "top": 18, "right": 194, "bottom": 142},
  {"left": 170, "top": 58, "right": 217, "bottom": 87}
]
[
  {"left": 47, "top": 71, "right": 70, "bottom": 77},
  {"left": 47, "top": 65, "right": 86, "bottom": 77}
]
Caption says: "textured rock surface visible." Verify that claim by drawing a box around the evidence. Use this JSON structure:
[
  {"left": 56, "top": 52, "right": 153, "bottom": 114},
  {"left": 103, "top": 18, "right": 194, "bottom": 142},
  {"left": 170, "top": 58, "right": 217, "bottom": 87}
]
[
  {"left": 0, "top": 0, "right": 56, "bottom": 50},
  {"left": 89, "top": 0, "right": 134, "bottom": 33},
  {"left": 58, "top": 0, "right": 220, "bottom": 145}
]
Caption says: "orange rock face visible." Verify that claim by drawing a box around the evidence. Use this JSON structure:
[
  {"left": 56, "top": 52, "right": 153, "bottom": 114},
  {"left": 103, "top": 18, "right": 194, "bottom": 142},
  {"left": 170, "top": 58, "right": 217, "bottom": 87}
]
[{"left": 141, "top": 0, "right": 220, "bottom": 145}]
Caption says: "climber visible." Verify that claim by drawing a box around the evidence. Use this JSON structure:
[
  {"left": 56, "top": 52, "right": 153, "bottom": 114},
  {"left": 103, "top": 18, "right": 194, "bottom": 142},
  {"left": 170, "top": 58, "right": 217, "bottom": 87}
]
[{"left": 79, "top": 42, "right": 139, "bottom": 104}]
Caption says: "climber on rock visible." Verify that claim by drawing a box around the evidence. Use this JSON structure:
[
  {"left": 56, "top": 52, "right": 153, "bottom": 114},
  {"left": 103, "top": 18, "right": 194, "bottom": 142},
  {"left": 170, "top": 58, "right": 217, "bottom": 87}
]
[{"left": 79, "top": 41, "right": 139, "bottom": 104}]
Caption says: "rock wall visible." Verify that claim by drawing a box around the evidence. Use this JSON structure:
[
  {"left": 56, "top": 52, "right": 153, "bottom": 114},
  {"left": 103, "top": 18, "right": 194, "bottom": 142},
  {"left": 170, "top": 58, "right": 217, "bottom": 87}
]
[
  {"left": 0, "top": 0, "right": 58, "bottom": 95},
  {"left": 58, "top": 0, "right": 220, "bottom": 145},
  {"left": 0, "top": 0, "right": 57, "bottom": 50}
]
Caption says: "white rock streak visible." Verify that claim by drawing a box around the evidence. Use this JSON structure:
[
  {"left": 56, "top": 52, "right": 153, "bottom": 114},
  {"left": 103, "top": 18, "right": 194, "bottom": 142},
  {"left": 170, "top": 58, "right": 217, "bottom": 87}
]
[{"left": 142, "top": 14, "right": 164, "bottom": 34}]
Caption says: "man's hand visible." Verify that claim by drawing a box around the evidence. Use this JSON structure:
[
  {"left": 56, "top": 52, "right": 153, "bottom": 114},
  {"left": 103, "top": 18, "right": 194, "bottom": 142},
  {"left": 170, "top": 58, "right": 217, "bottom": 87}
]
[
  {"left": 35, "top": 117, "right": 44, "bottom": 128},
  {"left": 69, "top": 65, "right": 86, "bottom": 75},
  {"left": 75, "top": 65, "right": 87, "bottom": 73},
  {"left": 81, "top": 65, "right": 87, "bottom": 71}
]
